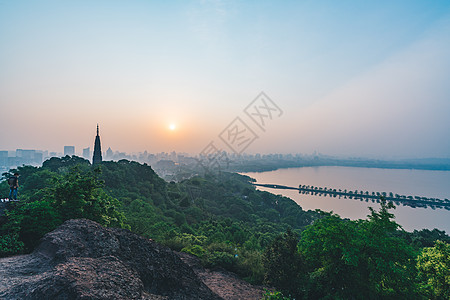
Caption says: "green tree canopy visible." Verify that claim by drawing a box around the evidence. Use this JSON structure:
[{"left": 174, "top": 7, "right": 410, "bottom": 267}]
[
  {"left": 417, "top": 240, "right": 450, "bottom": 299},
  {"left": 299, "top": 201, "right": 417, "bottom": 299},
  {"left": 263, "top": 228, "right": 304, "bottom": 298},
  {"left": 44, "top": 166, "right": 127, "bottom": 228}
]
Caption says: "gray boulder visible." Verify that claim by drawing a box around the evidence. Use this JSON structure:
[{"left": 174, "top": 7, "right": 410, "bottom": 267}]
[{"left": 0, "top": 219, "right": 222, "bottom": 300}]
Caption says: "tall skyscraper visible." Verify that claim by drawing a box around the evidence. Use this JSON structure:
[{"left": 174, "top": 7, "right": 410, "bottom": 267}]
[
  {"left": 106, "top": 147, "right": 113, "bottom": 160},
  {"left": 92, "top": 124, "right": 102, "bottom": 165}
]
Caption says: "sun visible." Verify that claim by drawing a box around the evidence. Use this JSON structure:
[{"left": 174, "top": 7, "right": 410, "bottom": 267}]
[{"left": 169, "top": 123, "right": 176, "bottom": 131}]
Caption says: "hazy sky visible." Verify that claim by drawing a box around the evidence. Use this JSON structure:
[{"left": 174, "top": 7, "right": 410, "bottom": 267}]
[{"left": 1, "top": 0, "right": 449, "bottom": 158}]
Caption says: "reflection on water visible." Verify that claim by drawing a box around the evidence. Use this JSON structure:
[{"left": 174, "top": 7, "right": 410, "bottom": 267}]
[{"left": 242, "top": 166, "right": 450, "bottom": 233}]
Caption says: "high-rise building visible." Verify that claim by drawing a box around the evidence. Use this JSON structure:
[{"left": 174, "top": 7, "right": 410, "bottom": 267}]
[
  {"left": 83, "top": 147, "right": 90, "bottom": 159},
  {"left": 16, "top": 149, "right": 36, "bottom": 165},
  {"left": 92, "top": 124, "right": 102, "bottom": 165},
  {"left": 64, "top": 146, "right": 75, "bottom": 156},
  {"left": 106, "top": 147, "right": 113, "bottom": 160},
  {"left": 34, "top": 152, "right": 43, "bottom": 165},
  {"left": 0, "top": 151, "right": 7, "bottom": 166}
]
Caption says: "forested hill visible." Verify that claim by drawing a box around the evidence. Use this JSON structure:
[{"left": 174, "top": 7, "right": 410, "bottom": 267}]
[
  {"left": 0, "top": 156, "right": 319, "bottom": 281},
  {"left": 1, "top": 156, "right": 449, "bottom": 299}
]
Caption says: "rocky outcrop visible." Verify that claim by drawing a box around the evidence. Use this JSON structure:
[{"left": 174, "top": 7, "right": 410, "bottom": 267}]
[
  {"left": 0, "top": 219, "right": 222, "bottom": 299},
  {"left": 177, "top": 252, "right": 265, "bottom": 300}
]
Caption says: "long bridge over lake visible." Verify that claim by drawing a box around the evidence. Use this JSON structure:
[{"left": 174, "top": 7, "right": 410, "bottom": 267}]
[{"left": 252, "top": 183, "right": 450, "bottom": 210}]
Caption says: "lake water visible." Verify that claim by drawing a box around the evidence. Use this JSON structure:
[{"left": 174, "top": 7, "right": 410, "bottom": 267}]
[{"left": 242, "top": 166, "right": 450, "bottom": 233}]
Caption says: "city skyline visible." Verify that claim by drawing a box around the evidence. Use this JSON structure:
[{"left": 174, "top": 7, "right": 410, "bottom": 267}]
[{"left": 1, "top": 1, "right": 450, "bottom": 158}]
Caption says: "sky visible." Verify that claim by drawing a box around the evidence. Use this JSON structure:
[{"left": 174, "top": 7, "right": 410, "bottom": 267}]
[{"left": 1, "top": 0, "right": 449, "bottom": 158}]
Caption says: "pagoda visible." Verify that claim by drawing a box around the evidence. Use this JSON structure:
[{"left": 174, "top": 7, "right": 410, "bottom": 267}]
[{"left": 92, "top": 124, "right": 102, "bottom": 165}]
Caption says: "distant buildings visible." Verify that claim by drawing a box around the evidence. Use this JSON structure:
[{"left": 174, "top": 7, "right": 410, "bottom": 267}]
[
  {"left": 0, "top": 121, "right": 312, "bottom": 176},
  {"left": 16, "top": 149, "right": 44, "bottom": 165},
  {"left": 64, "top": 146, "right": 75, "bottom": 156},
  {"left": 0, "top": 149, "right": 46, "bottom": 172},
  {"left": 105, "top": 147, "right": 113, "bottom": 160},
  {"left": 0, "top": 151, "right": 8, "bottom": 167},
  {"left": 0, "top": 124, "right": 105, "bottom": 171},
  {"left": 82, "top": 147, "right": 90, "bottom": 160}
]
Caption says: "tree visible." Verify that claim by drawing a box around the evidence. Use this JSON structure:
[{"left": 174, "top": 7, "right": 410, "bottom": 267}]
[
  {"left": 263, "top": 228, "right": 304, "bottom": 298},
  {"left": 299, "top": 201, "right": 418, "bottom": 299},
  {"left": 358, "top": 200, "right": 417, "bottom": 298},
  {"left": 9, "top": 200, "right": 61, "bottom": 251},
  {"left": 417, "top": 240, "right": 450, "bottom": 299},
  {"left": 44, "top": 166, "right": 127, "bottom": 228},
  {"left": 42, "top": 155, "right": 90, "bottom": 173},
  {"left": 299, "top": 214, "right": 365, "bottom": 299}
]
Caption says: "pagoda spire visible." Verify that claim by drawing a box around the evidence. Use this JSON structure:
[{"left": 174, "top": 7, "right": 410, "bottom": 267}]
[{"left": 92, "top": 124, "right": 102, "bottom": 165}]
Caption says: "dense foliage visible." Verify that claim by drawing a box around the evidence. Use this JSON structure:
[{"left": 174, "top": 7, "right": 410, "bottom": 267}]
[
  {"left": 297, "top": 202, "right": 417, "bottom": 299},
  {"left": 0, "top": 156, "right": 449, "bottom": 299},
  {"left": 0, "top": 162, "right": 127, "bottom": 253},
  {"left": 417, "top": 240, "right": 450, "bottom": 299}
]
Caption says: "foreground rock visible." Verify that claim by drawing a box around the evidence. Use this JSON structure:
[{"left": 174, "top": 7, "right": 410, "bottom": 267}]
[
  {"left": 0, "top": 219, "right": 223, "bottom": 299},
  {"left": 178, "top": 252, "right": 265, "bottom": 300}
]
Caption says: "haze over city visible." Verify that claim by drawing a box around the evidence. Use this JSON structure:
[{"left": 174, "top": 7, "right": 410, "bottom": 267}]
[{"left": 1, "top": 1, "right": 449, "bottom": 158}]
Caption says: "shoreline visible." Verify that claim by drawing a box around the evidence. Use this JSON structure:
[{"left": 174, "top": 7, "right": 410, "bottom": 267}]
[{"left": 232, "top": 161, "right": 450, "bottom": 173}]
